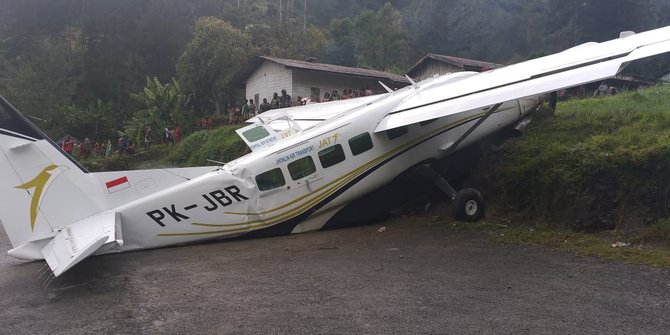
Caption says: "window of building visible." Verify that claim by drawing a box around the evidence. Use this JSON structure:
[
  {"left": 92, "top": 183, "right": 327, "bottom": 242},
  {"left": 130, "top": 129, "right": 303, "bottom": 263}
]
[
  {"left": 349, "top": 132, "right": 373, "bottom": 156},
  {"left": 288, "top": 156, "right": 317, "bottom": 180},
  {"left": 310, "top": 87, "right": 321, "bottom": 102},
  {"left": 386, "top": 126, "right": 408, "bottom": 140},
  {"left": 318, "top": 144, "right": 345, "bottom": 168},
  {"left": 255, "top": 168, "right": 286, "bottom": 191}
]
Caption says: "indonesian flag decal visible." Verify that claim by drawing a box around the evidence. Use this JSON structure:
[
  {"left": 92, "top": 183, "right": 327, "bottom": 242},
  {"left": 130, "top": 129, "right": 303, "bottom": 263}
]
[{"left": 105, "top": 176, "right": 130, "bottom": 193}]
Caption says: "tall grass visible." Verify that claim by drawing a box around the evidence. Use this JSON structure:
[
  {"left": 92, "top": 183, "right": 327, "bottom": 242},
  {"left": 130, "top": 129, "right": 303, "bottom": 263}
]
[{"left": 493, "top": 85, "right": 670, "bottom": 228}]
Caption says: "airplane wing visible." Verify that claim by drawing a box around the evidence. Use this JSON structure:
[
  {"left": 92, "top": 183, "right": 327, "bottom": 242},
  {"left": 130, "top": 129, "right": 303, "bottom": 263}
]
[
  {"left": 248, "top": 95, "right": 382, "bottom": 129},
  {"left": 375, "top": 26, "right": 670, "bottom": 132}
]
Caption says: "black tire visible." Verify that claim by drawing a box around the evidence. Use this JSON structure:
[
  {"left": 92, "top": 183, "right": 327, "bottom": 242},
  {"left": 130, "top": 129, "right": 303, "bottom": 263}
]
[{"left": 453, "top": 188, "right": 485, "bottom": 222}]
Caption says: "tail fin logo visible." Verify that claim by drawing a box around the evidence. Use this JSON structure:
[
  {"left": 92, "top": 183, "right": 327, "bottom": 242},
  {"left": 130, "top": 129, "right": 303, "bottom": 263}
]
[{"left": 15, "top": 165, "right": 68, "bottom": 231}]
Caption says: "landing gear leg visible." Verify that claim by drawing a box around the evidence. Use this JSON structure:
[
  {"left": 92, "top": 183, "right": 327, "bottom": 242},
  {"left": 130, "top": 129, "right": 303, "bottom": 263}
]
[{"left": 413, "top": 164, "right": 486, "bottom": 222}]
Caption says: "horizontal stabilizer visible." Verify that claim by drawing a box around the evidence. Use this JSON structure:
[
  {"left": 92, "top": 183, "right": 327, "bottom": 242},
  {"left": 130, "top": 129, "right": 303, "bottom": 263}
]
[{"left": 40, "top": 212, "right": 121, "bottom": 277}]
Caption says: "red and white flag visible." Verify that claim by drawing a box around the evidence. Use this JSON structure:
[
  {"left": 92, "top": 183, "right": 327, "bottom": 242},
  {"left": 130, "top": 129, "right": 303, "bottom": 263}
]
[{"left": 105, "top": 176, "right": 130, "bottom": 193}]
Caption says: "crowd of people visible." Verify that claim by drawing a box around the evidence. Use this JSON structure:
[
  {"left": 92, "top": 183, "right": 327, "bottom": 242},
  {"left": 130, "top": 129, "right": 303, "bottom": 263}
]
[
  {"left": 61, "top": 86, "right": 380, "bottom": 158},
  {"left": 61, "top": 135, "right": 117, "bottom": 159},
  {"left": 60, "top": 124, "right": 184, "bottom": 159},
  {"left": 224, "top": 87, "right": 378, "bottom": 124}
]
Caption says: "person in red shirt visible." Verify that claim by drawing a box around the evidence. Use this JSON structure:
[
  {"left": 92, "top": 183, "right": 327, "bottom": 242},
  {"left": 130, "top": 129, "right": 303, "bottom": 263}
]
[
  {"left": 174, "top": 126, "right": 182, "bottom": 143},
  {"left": 62, "top": 135, "right": 74, "bottom": 155}
]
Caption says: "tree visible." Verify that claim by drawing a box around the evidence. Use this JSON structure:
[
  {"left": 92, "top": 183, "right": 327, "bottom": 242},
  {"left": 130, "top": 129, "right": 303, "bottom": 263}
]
[
  {"left": 176, "top": 17, "right": 250, "bottom": 115},
  {"left": 353, "top": 2, "right": 409, "bottom": 71},
  {"left": 0, "top": 33, "right": 82, "bottom": 135},
  {"left": 269, "top": 24, "right": 328, "bottom": 60},
  {"left": 127, "top": 76, "right": 189, "bottom": 144},
  {"left": 63, "top": 99, "right": 116, "bottom": 141},
  {"left": 327, "top": 18, "right": 357, "bottom": 66}
]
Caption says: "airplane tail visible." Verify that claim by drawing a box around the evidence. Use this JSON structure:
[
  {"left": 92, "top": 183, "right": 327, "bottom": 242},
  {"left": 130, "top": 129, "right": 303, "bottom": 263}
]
[{"left": 0, "top": 96, "right": 118, "bottom": 274}]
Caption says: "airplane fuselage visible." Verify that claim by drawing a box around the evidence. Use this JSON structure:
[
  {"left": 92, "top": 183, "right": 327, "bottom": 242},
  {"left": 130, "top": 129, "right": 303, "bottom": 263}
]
[{"left": 101, "top": 87, "right": 544, "bottom": 253}]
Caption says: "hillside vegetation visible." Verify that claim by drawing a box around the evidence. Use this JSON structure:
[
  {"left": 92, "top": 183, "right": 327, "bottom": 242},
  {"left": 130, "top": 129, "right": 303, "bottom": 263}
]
[
  {"left": 478, "top": 85, "right": 670, "bottom": 235},
  {"left": 83, "top": 126, "right": 249, "bottom": 171}
]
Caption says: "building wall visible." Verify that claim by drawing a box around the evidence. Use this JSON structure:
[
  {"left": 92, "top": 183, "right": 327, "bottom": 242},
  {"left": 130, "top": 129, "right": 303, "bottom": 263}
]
[
  {"left": 246, "top": 60, "right": 407, "bottom": 105},
  {"left": 661, "top": 72, "right": 670, "bottom": 83},
  {"left": 292, "top": 70, "right": 390, "bottom": 102},
  {"left": 409, "top": 59, "right": 462, "bottom": 81},
  {"left": 245, "top": 61, "right": 293, "bottom": 104}
]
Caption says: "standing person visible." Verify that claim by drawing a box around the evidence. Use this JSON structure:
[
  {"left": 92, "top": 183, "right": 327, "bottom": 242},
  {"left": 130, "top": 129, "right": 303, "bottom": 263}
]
[
  {"left": 206, "top": 116, "right": 213, "bottom": 129},
  {"left": 143, "top": 127, "right": 153, "bottom": 150},
  {"left": 241, "top": 99, "right": 250, "bottom": 120},
  {"left": 93, "top": 142, "right": 100, "bottom": 157},
  {"left": 163, "top": 127, "right": 174, "bottom": 146},
  {"left": 106, "top": 139, "right": 112, "bottom": 156},
  {"left": 117, "top": 135, "right": 128, "bottom": 153},
  {"left": 594, "top": 81, "right": 608, "bottom": 97},
  {"left": 271, "top": 92, "right": 280, "bottom": 109},
  {"left": 78, "top": 142, "right": 86, "bottom": 158},
  {"left": 248, "top": 98, "right": 257, "bottom": 117},
  {"left": 259, "top": 98, "right": 271, "bottom": 113},
  {"left": 279, "top": 89, "right": 292, "bottom": 108},
  {"left": 227, "top": 106, "right": 236, "bottom": 124},
  {"left": 174, "top": 125, "right": 182, "bottom": 143},
  {"left": 62, "top": 135, "right": 74, "bottom": 155},
  {"left": 323, "top": 92, "right": 331, "bottom": 102},
  {"left": 83, "top": 137, "right": 91, "bottom": 158},
  {"left": 330, "top": 89, "right": 340, "bottom": 101}
]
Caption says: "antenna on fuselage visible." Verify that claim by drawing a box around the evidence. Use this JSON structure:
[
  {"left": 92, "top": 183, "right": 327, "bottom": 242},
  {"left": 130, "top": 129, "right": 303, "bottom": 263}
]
[
  {"left": 378, "top": 81, "right": 393, "bottom": 93},
  {"left": 206, "top": 159, "right": 226, "bottom": 166},
  {"left": 405, "top": 75, "right": 419, "bottom": 89}
]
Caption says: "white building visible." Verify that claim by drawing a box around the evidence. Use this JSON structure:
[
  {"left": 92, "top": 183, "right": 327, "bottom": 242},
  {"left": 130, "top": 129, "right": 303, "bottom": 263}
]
[
  {"left": 661, "top": 70, "right": 670, "bottom": 83},
  {"left": 406, "top": 53, "right": 500, "bottom": 81},
  {"left": 244, "top": 56, "right": 409, "bottom": 105}
]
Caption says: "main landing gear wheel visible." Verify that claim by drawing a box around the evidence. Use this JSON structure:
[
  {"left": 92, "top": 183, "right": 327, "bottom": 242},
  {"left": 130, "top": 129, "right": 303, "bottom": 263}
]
[{"left": 453, "top": 188, "right": 485, "bottom": 222}]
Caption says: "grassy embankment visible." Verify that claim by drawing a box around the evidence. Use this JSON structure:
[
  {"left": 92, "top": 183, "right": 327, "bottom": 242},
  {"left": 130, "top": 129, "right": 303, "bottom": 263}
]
[
  {"left": 467, "top": 85, "right": 670, "bottom": 266},
  {"left": 82, "top": 125, "right": 249, "bottom": 171}
]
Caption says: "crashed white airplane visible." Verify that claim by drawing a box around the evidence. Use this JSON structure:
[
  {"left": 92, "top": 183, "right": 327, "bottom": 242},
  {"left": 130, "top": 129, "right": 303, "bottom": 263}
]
[{"left": 1, "top": 26, "right": 670, "bottom": 278}]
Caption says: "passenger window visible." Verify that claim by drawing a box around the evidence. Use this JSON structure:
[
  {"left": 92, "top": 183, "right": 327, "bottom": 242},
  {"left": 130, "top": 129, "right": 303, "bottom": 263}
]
[
  {"left": 349, "top": 132, "right": 373, "bottom": 156},
  {"left": 255, "top": 168, "right": 285, "bottom": 191},
  {"left": 243, "top": 126, "right": 270, "bottom": 142},
  {"left": 288, "top": 156, "right": 316, "bottom": 180},
  {"left": 319, "top": 144, "right": 345, "bottom": 168},
  {"left": 386, "top": 126, "right": 408, "bottom": 140}
]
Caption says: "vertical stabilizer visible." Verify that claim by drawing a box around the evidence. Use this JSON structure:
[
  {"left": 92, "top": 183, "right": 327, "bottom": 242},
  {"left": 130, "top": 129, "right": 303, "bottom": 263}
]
[{"left": 0, "top": 96, "right": 106, "bottom": 252}]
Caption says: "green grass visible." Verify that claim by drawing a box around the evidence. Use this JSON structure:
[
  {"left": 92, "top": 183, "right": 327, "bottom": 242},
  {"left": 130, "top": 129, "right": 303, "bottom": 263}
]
[
  {"left": 491, "top": 85, "right": 670, "bottom": 227},
  {"left": 81, "top": 125, "right": 249, "bottom": 171}
]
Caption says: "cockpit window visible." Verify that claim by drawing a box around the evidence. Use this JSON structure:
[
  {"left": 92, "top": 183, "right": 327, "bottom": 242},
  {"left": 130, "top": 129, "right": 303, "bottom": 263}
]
[
  {"left": 243, "top": 126, "right": 270, "bottom": 142},
  {"left": 255, "top": 168, "right": 286, "bottom": 191}
]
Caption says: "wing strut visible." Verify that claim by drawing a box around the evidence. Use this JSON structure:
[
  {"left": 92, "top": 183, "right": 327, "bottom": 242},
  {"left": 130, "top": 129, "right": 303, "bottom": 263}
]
[{"left": 441, "top": 102, "right": 503, "bottom": 154}]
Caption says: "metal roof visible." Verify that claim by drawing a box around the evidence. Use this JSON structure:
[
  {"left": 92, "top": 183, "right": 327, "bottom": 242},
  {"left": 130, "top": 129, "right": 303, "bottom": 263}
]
[
  {"left": 407, "top": 53, "right": 501, "bottom": 74},
  {"left": 259, "top": 56, "right": 409, "bottom": 84}
]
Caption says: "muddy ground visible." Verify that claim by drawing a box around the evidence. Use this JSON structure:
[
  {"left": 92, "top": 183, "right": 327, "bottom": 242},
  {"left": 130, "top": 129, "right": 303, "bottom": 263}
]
[{"left": 1, "top": 215, "right": 670, "bottom": 335}]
